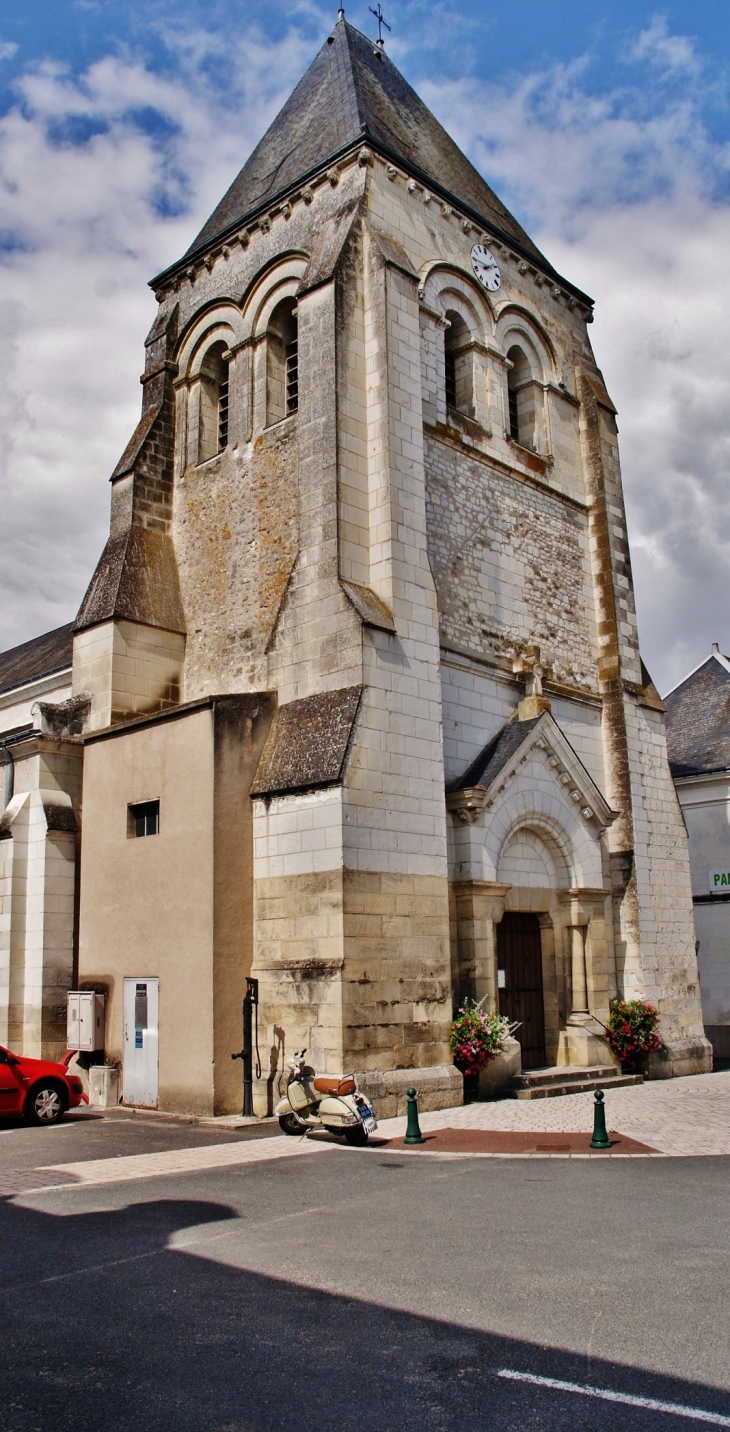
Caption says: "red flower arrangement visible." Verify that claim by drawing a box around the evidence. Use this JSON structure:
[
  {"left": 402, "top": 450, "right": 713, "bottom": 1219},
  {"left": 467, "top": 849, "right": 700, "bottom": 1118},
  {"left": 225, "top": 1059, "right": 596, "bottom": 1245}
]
[{"left": 605, "top": 999, "right": 663, "bottom": 1075}]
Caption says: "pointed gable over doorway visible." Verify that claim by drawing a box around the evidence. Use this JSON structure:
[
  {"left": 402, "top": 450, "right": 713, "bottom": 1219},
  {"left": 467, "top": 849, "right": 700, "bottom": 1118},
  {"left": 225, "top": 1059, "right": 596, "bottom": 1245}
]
[{"left": 447, "top": 711, "right": 617, "bottom": 837}]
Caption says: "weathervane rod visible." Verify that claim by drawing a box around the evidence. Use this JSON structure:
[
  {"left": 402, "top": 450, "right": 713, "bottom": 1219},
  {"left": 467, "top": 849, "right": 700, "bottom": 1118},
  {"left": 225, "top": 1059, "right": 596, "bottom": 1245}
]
[{"left": 369, "top": 3, "right": 391, "bottom": 46}]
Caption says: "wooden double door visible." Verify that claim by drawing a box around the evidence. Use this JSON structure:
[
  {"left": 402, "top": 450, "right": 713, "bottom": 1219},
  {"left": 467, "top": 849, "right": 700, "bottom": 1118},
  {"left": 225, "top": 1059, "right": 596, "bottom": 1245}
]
[{"left": 497, "top": 912, "right": 546, "bottom": 1069}]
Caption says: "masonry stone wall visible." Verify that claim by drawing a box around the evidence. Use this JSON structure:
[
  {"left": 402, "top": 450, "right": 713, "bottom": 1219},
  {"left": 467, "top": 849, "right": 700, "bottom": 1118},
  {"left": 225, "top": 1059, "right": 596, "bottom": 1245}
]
[{"left": 425, "top": 436, "right": 597, "bottom": 691}]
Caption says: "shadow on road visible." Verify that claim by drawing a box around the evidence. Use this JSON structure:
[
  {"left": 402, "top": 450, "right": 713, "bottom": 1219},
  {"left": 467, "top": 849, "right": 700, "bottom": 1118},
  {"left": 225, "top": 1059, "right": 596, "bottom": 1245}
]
[{"left": 0, "top": 1193, "right": 728, "bottom": 1432}]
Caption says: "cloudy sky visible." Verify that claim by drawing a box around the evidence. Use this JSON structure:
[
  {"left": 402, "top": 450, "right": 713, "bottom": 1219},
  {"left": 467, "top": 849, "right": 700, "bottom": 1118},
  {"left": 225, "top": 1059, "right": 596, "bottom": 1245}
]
[{"left": 0, "top": 0, "right": 728, "bottom": 695}]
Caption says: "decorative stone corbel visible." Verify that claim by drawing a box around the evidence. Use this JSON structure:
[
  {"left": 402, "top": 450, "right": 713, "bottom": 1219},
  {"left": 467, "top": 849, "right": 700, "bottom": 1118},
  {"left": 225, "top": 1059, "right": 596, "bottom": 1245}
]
[{"left": 446, "top": 786, "right": 488, "bottom": 824}]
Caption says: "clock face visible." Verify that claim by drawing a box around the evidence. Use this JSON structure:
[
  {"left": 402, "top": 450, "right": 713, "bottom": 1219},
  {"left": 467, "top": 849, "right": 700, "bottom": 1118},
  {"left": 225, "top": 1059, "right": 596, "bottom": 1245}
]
[{"left": 471, "top": 243, "right": 501, "bottom": 292}]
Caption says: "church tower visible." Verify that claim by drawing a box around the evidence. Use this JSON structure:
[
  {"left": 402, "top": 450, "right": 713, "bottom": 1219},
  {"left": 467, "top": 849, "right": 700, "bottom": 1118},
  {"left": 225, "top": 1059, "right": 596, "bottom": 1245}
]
[{"left": 70, "top": 18, "right": 710, "bottom": 1113}]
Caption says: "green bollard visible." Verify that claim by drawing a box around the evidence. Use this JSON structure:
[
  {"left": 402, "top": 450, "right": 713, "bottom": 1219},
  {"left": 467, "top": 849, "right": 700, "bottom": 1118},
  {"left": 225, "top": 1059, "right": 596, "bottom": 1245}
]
[
  {"left": 589, "top": 1089, "right": 612, "bottom": 1150},
  {"left": 404, "top": 1086, "right": 426, "bottom": 1145}
]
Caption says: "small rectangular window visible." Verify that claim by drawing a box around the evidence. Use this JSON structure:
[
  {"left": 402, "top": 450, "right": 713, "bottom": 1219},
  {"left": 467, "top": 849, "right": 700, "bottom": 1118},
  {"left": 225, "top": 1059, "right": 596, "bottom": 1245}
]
[{"left": 128, "top": 800, "right": 160, "bottom": 838}]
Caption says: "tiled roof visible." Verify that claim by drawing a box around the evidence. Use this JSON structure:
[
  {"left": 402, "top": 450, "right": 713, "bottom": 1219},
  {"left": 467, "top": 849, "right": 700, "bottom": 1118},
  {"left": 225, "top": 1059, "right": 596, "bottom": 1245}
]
[
  {"left": 447, "top": 716, "right": 541, "bottom": 792},
  {"left": 177, "top": 19, "right": 571, "bottom": 291},
  {"left": 0, "top": 623, "right": 74, "bottom": 697},
  {"left": 665, "top": 654, "right": 730, "bottom": 777}
]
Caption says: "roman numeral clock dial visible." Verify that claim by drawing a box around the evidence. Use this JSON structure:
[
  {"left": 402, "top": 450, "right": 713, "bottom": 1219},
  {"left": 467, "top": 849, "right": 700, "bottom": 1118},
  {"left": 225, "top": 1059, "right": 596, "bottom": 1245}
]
[{"left": 471, "top": 243, "right": 501, "bottom": 292}]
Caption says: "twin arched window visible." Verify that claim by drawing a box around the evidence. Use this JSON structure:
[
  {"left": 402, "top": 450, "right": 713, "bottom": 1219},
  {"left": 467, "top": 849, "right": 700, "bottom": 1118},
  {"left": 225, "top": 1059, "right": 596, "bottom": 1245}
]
[{"left": 195, "top": 297, "right": 299, "bottom": 465}]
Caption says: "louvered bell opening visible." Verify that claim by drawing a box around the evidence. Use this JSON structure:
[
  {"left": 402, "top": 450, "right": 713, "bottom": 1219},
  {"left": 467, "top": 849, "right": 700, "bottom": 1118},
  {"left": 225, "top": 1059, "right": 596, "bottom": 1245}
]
[
  {"left": 218, "top": 365, "right": 229, "bottom": 451},
  {"left": 285, "top": 340, "right": 298, "bottom": 414},
  {"left": 508, "top": 385, "right": 519, "bottom": 441},
  {"left": 445, "top": 351, "right": 456, "bottom": 410}
]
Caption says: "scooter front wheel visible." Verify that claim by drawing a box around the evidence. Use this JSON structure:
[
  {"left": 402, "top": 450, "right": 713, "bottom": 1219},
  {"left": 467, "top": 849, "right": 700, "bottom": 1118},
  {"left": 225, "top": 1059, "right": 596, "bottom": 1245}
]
[
  {"left": 279, "top": 1112, "right": 307, "bottom": 1136},
  {"left": 344, "top": 1124, "right": 368, "bottom": 1147}
]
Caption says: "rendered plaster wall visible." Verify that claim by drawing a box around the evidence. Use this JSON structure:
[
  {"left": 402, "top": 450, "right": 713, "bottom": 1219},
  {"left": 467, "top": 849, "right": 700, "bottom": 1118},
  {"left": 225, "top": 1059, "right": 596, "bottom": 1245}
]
[
  {"left": 78, "top": 707, "right": 217, "bottom": 1114},
  {"left": 78, "top": 696, "right": 273, "bottom": 1115},
  {"left": 676, "top": 771, "right": 730, "bottom": 1050}
]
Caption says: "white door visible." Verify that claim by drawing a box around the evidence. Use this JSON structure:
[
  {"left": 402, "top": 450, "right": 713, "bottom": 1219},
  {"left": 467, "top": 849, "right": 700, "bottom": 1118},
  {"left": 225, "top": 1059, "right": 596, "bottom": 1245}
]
[{"left": 123, "top": 978, "right": 159, "bottom": 1107}]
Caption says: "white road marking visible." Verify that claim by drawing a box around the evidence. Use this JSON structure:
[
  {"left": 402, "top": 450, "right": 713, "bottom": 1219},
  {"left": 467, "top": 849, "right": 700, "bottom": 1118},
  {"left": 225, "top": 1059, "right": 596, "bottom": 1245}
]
[{"left": 497, "top": 1369, "right": 730, "bottom": 1426}]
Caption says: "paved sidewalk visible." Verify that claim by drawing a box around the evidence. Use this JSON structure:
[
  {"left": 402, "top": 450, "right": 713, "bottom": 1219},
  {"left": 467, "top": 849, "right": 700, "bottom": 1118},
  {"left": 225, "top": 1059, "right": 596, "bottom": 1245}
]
[
  {"left": 376, "top": 1069, "right": 730, "bottom": 1156},
  {"left": 3, "top": 1071, "right": 728, "bottom": 1197}
]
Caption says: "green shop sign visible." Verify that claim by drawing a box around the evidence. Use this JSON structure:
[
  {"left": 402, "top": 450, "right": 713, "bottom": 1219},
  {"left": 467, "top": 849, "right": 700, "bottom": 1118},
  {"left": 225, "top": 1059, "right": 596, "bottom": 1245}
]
[{"left": 709, "top": 869, "right": 730, "bottom": 893}]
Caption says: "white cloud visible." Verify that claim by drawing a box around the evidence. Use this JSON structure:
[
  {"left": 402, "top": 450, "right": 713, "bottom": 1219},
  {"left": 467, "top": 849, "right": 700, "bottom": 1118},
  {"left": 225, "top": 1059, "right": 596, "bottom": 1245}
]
[
  {"left": 630, "top": 16, "right": 701, "bottom": 79},
  {"left": 0, "top": 26, "right": 320, "bottom": 653},
  {"left": 0, "top": 16, "right": 727, "bottom": 697},
  {"left": 420, "top": 41, "right": 730, "bottom": 692}
]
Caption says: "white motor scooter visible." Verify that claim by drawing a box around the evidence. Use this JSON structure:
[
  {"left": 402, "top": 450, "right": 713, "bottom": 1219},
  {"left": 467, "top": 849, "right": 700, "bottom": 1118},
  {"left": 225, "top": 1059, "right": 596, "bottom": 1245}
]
[{"left": 275, "top": 1050, "right": 377, "bottom": 1146}]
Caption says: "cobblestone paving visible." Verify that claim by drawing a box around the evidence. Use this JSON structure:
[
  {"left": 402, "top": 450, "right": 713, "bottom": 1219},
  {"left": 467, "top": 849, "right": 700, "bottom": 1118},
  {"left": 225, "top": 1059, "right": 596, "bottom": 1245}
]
[{"left": 376, "top": 1070, "right": 730, "bottom": 1156}]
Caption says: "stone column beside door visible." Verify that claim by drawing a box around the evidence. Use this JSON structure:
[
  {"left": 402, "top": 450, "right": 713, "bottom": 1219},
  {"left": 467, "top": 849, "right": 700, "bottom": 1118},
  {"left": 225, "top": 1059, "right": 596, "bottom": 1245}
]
[
  {"left": 556, "top": 887, "right": 618, "bottom": 1068},
  {"left": 452, "top": 880, "right": 512, "bottom": 1013}
]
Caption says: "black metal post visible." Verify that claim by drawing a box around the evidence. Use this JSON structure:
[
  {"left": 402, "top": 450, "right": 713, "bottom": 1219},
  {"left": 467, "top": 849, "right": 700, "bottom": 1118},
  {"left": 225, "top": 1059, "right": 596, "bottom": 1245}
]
[
  {"left": 231, "top": 976, "right": 259, "bottom": 1118},
  {"left": 242, "top": 977, "right": 258, "bottom": 1118}
]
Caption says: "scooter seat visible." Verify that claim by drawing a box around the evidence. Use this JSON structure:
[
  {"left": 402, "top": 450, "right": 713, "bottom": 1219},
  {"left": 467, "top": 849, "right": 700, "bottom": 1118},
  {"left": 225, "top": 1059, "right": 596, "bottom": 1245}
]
[{"left": 313, "top": 1076, "right": 356, "bottom": 1096}]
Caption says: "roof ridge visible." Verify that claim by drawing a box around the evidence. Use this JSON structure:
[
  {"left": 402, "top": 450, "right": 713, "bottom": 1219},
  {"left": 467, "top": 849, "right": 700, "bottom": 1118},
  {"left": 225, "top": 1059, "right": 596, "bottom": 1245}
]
[{"left": 664, "top": 651, "right": 730, "bottom": 701}]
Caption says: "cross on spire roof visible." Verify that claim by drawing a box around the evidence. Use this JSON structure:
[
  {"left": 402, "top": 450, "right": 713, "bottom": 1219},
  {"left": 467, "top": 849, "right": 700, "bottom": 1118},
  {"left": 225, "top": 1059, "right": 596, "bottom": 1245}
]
[{"left": 369, "top": 4, "right": 391, "bottom": 45}]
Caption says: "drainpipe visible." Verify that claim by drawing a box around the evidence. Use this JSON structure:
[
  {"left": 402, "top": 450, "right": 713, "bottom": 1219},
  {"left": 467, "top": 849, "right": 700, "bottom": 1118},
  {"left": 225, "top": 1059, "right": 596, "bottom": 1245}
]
[{"left": 1, "top": 741, "right": 14, "bottom": 810}]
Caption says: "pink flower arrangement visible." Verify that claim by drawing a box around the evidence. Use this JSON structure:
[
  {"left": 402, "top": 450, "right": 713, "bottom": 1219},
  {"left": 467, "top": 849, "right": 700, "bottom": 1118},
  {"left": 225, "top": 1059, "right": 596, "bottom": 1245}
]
[{"left": 449, "top": 998, "right": 516, "bottom": 1076}]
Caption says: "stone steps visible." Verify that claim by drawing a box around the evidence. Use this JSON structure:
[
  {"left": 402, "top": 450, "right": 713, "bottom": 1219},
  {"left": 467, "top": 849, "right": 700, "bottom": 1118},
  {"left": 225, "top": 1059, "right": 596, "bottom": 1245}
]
[{"left": 507, "top": 1065, "right": 644, "bottom": 1100}]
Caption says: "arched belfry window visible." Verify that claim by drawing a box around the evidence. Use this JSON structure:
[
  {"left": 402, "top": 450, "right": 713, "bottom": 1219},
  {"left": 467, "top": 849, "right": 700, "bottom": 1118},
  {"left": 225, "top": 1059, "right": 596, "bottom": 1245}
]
[
  {"left": 506, "top": 344, "right": 535, "bottom": 449},
  {"left": 198, "top": 341, "right": 229, "bottom": 462},
  {"left": 444, "top": 311, "right": 473, "bottom": 417},
  {"left": 266, "top": 297, "right": 298, "bottom": 425}
]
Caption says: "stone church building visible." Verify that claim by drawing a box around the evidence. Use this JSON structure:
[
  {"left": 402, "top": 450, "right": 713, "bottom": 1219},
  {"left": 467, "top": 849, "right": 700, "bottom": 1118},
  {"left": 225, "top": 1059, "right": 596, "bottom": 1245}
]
[{"left": 0, "top": 17, "right": 711, "bottom": 1113}]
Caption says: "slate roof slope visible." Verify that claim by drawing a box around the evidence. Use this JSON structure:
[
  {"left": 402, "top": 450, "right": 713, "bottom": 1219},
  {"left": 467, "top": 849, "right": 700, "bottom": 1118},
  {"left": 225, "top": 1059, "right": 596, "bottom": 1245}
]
[
  {"left": 0, "top": 623, "right": 73, "bottom": 697},
  {"left": 447, "top": 715, "right": 541, "bottom": 793},
  {"left": 175, "top": 19, "right": 570, "bottom": 290},
  {"left": 665, "top": 654, "right": 730, "bottom": 777}
]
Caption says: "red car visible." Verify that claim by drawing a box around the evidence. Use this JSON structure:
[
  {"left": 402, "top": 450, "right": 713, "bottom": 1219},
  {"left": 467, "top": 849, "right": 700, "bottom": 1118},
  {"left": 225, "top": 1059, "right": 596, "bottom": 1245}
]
[{"left": 0, "top": 1044, "right": 88, "bottom": 1124}]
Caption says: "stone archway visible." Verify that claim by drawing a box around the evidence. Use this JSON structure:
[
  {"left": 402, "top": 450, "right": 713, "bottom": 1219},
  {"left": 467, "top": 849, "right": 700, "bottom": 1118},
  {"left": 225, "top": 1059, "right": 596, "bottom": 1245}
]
[{"left": 496, "top": 821, "right": 568, "bottom": 1068}]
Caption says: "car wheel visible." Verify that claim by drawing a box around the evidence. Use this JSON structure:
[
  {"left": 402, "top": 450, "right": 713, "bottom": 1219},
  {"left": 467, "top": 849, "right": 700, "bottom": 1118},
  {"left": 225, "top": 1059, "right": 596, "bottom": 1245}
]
[
  {"left": 344, "top": 1124, "right": 368, "bottom": 1147},
  {"left": 25, "top": 1083, "right": 67, "bottom": 1126},
  {"left": 278, "top": 1112, "right": 307, "bottom": 1135}
]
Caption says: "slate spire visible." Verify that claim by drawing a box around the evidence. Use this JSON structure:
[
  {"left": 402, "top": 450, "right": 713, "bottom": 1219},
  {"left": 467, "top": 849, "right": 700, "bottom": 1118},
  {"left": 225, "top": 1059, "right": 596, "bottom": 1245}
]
[{"left": 178, "top": 17, "right": 549, "bottom": 272}]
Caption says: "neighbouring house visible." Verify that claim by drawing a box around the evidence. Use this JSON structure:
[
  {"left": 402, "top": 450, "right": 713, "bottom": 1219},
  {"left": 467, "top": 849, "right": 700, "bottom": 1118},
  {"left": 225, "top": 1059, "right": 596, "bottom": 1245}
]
[
  {"left": 0, "top": 624, "right": 79, "bottom": 1059},
  {"left": 665, "top": 645, "right": 730, "bottom": 1062},
  {"left": 0, "top": 18, "right": 711, "bottom": 1114}
]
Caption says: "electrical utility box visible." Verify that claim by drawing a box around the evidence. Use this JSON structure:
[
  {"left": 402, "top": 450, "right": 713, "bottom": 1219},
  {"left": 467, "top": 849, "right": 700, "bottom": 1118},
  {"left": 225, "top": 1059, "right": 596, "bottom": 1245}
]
[{"left": 67, "top": 992, "right": 105, "bottom": 1052}]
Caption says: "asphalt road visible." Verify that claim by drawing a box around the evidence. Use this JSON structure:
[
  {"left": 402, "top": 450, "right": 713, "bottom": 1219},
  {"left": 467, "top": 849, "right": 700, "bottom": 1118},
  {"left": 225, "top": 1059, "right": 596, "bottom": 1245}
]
[
  {"left": 1, "top": 1139, "right": 729, "bottom": 1432},
  {"left": 0, "top": 1109, "right": 279, "bottom": 1173}
]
